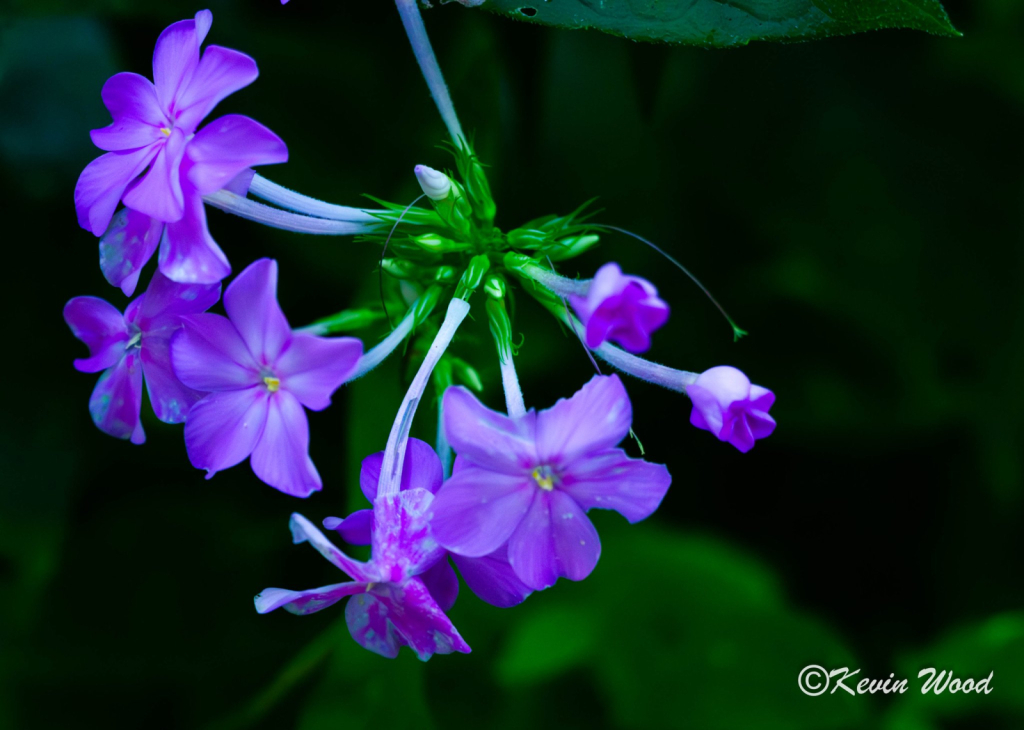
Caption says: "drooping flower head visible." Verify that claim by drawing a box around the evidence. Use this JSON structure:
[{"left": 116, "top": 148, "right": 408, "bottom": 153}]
[
  {"left": 324, "top": 438, "right": 532, "bottom": 609},
  {"left": 686, "top": 366, "right": 776, "bottom": 453},
  {"left": 430, "top": 374, "right": 672, "bottom": 591},
  {"left": 64, "top": 272, "right": 221, "bottom": 443},
  {"left": 568, "top": 262, "right": 669, "bottom": 353},
  {"left": 76, "top": 9, "right": 287, "bottom": 291},
  {"left": 170, "top": 258, "right": 362, "bottom": 496}
]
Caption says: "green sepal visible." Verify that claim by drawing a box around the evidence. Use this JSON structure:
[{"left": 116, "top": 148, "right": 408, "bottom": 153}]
[{"left": 543, "top": 234, "right": 601, "bottom": 262}]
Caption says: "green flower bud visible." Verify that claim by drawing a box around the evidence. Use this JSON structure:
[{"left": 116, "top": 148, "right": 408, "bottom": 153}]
[
  {"left": 451, "top": 356, "right": 484, "bottom": 392},
  {"left": 455, "top": 254, "right": 491, "bottom": 300},
  {"left": 483, "top": 275, "right": 507, "bottom": 300}
]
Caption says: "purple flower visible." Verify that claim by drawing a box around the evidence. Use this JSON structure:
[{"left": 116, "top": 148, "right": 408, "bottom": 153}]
[
  {"left": 255, "top": 508, "right": 471, "bottom": 660},
  {"left": 170, "top": 258, "right": 362, "bottom": 496},
  {"left": 568, "top": 263, "right": 669, "bottom": 354},
  {"left": 75, "top": 10, "right": 287, "bottom": 290},
  {"left": 430, "top": 374, "right": 672, "bottom": 591},
  {"left": 64, "top": 272, "right": 221, "bottom": 444},
  {"left": 686, "top": 366, "right": 776, "bottom": 453},
  {"left": 324, "top": 438, "right": 533, "bottom": 609}
]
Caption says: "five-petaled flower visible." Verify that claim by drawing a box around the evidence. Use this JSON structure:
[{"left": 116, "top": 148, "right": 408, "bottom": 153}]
[
  {"left": 430, "top": 374, "right": 672, "bottom": 591},
  {"left": 64, "top": 271, "right": 221, "bottom": 444},
  {"left": 75, "top": 9, "right": 287, "bottom": 292},
  {"left": 256, "top": 506, "right": 471, "bottom": 660},
  {"left": 170, "top": 258, "right": 362, "bottom": 496},
  {"left": 325, "top": 437, "right": 532, "bottom": 608},
  {"left": 686, "top": 366, "right": 776, "bottom": 453},
  {"left": 569, "top": 262, "right": 669, "bottom": 353}
]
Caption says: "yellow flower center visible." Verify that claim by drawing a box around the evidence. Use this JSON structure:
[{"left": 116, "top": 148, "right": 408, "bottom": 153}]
[
  {"left": 263, "top": 376, "right": 281, "bottom": 392},
  {"left": 532, "top": 467, "right": 555, "bottom": 491},
  {"left": 159, "top": 127, "right": 172, "bottom": 137}
]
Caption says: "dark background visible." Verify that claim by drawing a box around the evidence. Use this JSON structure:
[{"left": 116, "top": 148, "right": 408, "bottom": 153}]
[{"left": 2, "top": 0, "right": 1023, "bottom": 728}]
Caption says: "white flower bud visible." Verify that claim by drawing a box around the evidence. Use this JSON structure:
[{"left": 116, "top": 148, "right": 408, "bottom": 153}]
[{"left": 414, "top": 164, "right": 452, "bottom": 201}]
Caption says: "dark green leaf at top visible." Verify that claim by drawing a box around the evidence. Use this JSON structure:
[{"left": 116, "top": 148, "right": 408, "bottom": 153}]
[{"left": 478, "top": 0, "right": 960, "bottom": 48}]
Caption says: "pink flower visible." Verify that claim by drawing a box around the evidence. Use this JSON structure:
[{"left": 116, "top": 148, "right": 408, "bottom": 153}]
[
  {"left": 569, "top": 263, "right": 669, "bottom": 353},
  {"left": 170, "top": 259, "right": 362, "bottom": 496},
  {"left": 686, "top": 366, "right": 776, "bottom": 452},
  {"left": 63, "top": 272, "right": 221, "bottom": 443},
  {"left": 75, "top": 10, "right": 287, "bottom": 290}
]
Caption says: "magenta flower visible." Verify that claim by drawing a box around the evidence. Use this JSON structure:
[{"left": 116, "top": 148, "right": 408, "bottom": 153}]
[
  {"left": 64, "top": 272, "right": 221, "bottom": 444},
  {"left": 256, "top": 508, "right": 471, "bottom": 660},
  {"left": 686, "top": 366, "right": 776, "bottom": 453},
  {"left": 170, "top": 258, "right": 362, "bottom": 496},
  {"left": 568, "top": 262, "right": 669, "bottom": 353},
  {"left": 430, "top": 374, "right": 672, "bottom": 591},
  {"left": 75, "top": 9, "right": 287, "bottom": 290},
  {"left": 324, "top": 438, "right": 532, "bottom": 609}
]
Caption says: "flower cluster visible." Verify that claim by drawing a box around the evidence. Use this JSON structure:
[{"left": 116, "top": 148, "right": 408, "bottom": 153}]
[{"left": 66, "top": 8, "right": 777, "bottom": 661}]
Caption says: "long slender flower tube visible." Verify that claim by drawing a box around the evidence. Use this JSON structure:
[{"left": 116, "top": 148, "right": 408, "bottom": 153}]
[
  {"left": 169, "top": 259, "right": 362, "bottom": 496},
  {"left": 430, "top": 374, "right": 672, "bottom": 591},
  {"left": 64, "top": 272, "right": 221, "bottom": 443},
  {"left": 515, "top": 262, "right": 778, "bottom": 453},
  {"left": 324, "top": 438, "right": 532, "bottom": 608},
  {"left": 77, "top": 9, "right": 288, "bottom": 291},
  {"left": 257, "top": 300, "right": 481, "bottom": 658}
]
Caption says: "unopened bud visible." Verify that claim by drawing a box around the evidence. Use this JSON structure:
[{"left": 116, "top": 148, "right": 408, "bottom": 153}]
[{"left": 414, "top": 164, "right": 452, "bottom": 201}]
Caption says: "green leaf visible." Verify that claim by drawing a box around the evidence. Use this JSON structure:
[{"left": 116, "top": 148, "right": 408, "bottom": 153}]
[
  {"left": 885, "top": 613, "right": 1024, "bottom": 727},
  {"left": 494, "top": 518, "right": 871, "bottom": 729},
  {"left": 479, "top": 0, "right": 960, "bottom": 48}
]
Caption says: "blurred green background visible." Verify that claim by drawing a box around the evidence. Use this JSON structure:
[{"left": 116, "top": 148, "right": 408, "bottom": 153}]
[{"left": 2, "top": 0, "right": 1023, "bottom": 728}]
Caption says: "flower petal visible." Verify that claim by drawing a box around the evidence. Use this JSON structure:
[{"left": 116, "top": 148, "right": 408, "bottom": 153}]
[
  {"left": 452, "top": 547, "right": 532, "bottom": 608},
  {"left": 346, "top": 592, "right": 402, "bottom": 659},
  {"left": 157, "top": 187, "right": 231, "bottom": 284},
  {"left": 75, "top": 145, "right": 158, "bottom": 236},
  {"left": 90, "top": 72, "right": 166, "bottom": 152},
  {"left": 358, "top": 437, "right": 444, "bottom": 503},
  {"left": 88, "top": 353, "right": 144, "bottom": 442},
  {"left": 289, "top": 513, "right": 372, "bottom": 582},
  {"left": 152, "top": 16, "right": 201, "bottom": 115},
  {"left": 323, "top": 509, "right": 372, "bottom": 546},
  {"left": 508, "top": 490, "right": 601, "bottom": 590},
  {"left": 186, "top": 115, "right": 287, "bottom": 194},
  {"left": 275, "top": 333, "right": 361, "bottom": 411},
  {"left": 442, "top": 386, "right": 538, "bottom": 474},
  {"left": 559, "top": 448, "right": 671, "bottom": 523},
  {"left": 135, "top": 269, "right": 221, "bottom": 331},
  {"left": 250, "top": 390, "right": 321, "bottom": 497},
  {"left": 99, "top": 208, "right": 164, "bottom": 297},
  {"left": 373, "top": 490, "right": 446, "bottom": 579},
  {"left": 535, "top": 374, "right": 631, "bottom": 466},
  {"left": 64, "top": 296, "right": 128, "bottom": 373},
  {"left": 223, "top": 258, "right": 291, "bottom": 365},
  {"left": 254, "top": 581, "right": 364, "bottom": 615},
  {"left": 140, "top": 334, "right": 206, "bottom": 423},
  {"left": 122, "top": 127, "right": 187, "bottom": 223},
  {"left": 175, "top": 50, "right": 260, "bottom": 133},
  {"left": 430, "top": 466, "right": 534, "bottom": 558},
  {"left": 348, "top": 579, "right": 470, "bottom": 661},
  {"left": 171, "top": 313, "right": 259, "bottom": 391},
  {"left": 420, "top": 558, "right": 459, "bottom": 613},
  {"left": 183, "top": 386, "right": 268, "bottom": 477}
]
